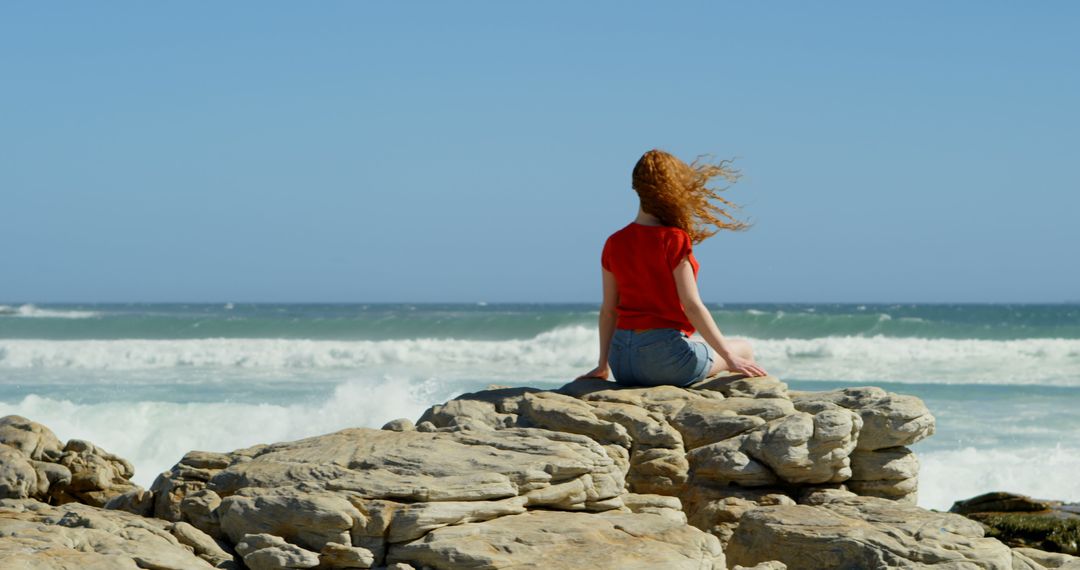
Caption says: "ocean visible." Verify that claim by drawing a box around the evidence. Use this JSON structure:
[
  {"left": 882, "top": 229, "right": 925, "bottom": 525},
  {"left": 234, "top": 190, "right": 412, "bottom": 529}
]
[{"left": 1, "top": 302, "right": 1077, "bottom": 511}]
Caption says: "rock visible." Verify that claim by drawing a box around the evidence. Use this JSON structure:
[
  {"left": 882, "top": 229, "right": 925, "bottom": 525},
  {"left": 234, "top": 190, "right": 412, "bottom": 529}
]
[
  {"left": 152, "top": 426, "right": 627, "bottom": 566},
  {"left": 733, "top": 563, "right": 788, "bottom": 570},
  {"left": 517, "top": 391, "right": 633, "bottom": 447},
  {"left": 670, "top": 401, "right": 767, "bottom": 449},
  {"left": 0, "top": 498, "right": 220, "bottom": 569},
  {"left": 620, "top": 492, "right": 686, "bottom": 524},
  {"left": 680, "top": 485, "right": 795, "bottom": 546},
  {"left": 627, "top": 445, "right": 688, "bottom": 495},
  {"left": 688, "top": 440, "right": 780, "bottom": 487},
  {"left": 55, "top": 438, "right": 140, "bottom": 506},
  {"left": 847, "top": 447, "right": 920, "bottom": 503},
  {"left": 726, "top": 495, "right": 1014, "bottom": 569},
  {"left": 320, "top": 542, "right": 376, "bottom": 568},
  {"left": 219, "top": 489, "right": 363, "bottom": 551},
  {"left": 0, "top": 445, "right": 39, "bottom": 499},
  {"left": 691, "top": 373, "right": 790, "bottom": 399},
  {"left": 104, "top": 485, "right": 155, "bottom": 516},
  {"left": 172, "top": 520, "right": 235, "bottom": 567},
  {"left": 236, "top": 533, "right": 320, "bottom": 570},
  {"left": 380, "top": 418, "right": 415, "bottom": 432},
  {"left": 791, "top": 387, "right": 935, "bottom": 450},
  {"left": 742, "top": 406, "right": 861, "bottom": 484},
  {"left": 0, "top": 415, "right": 147, "bottom": 508},
  {"left": 952, "top": 491, "right": 1059, "bottom": 515},
  {"left": 1012, "top": 547, "right": 1080, "bottom": 569},
  {"left": 386, "top": 509, "right": 724, "bottom": 569},
  {"left": 950, "top": 492, "right": 1080, "bottom": 556},
  {"left": 0, "top": 415, "right": 64, "bottom": 460}
]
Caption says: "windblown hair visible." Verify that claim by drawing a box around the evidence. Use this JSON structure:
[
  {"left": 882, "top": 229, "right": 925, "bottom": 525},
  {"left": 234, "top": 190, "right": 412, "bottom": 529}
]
[{"left": 632, "top": 149, "right": 749, "bottom": 243}]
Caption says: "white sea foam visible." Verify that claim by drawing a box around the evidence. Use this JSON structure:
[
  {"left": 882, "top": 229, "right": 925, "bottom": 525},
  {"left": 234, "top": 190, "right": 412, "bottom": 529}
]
[
  {"left": 0, "top": 378, "right": 448, "bottom": 488},
  {"left": 917, "top": 445, "right": 1080, "bottom": 510},
  {"left": 2, "top": 328, "right": 1078, "bottom": 386},
  {"left": 752, "top": 335, "right": 1080, "bottom": 385},
  {"left": 0, "top": 304, "right": 100, "bottom": 319}
]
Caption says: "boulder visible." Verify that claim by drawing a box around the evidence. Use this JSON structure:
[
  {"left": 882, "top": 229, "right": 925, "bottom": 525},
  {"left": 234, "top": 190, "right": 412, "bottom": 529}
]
[
  {"left": 0, "top": 498, "right": 230, "bottom": 569},
  {"left": 0, "top": 415, "right": 64, "bottom": 461},
  {"left": 726, "top": 495, "right": 1014, "bottom": 569},
  {"left": 951, "top": 492, "right": 1080, "bottom": 556},
  {"left": 386, "top": 509, "right": 724, "bottom": 569},
  {"left": 791, "top": 387, "right": 935, "bottom": 450},
  {"left": 0, "top": 415, "right": 146, "bottom": 507}
]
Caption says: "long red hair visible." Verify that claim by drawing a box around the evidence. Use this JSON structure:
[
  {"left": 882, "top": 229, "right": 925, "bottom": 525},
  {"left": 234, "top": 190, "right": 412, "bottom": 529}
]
[{"left": 632, "top": 149, "right": 749, "bottom": 243}]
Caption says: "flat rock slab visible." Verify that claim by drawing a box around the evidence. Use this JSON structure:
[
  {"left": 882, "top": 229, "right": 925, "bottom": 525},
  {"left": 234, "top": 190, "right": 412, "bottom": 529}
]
[
  {"left": 0, "top": 498, "right": 222, "bottom": 570},
  {"left": 726, "top": 495, "right": 1014, "bottom": 570},
  {"left": 206, "top": 427, "right": 622, "bottom": 505},
  {"left": 387, "top": 509, "right": 724, "bottom": 569}
]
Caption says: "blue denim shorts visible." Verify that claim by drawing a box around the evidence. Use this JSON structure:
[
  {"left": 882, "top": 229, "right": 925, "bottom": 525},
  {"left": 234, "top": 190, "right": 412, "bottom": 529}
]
[{"left": 608, "top": 328, "right": 716, "bottom": 387}]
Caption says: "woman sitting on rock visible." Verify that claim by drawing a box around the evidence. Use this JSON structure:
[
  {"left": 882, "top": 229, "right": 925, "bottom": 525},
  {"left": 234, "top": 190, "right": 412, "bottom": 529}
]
[{"left": 580, "top": 149, "right": 767, "bottom": 386}]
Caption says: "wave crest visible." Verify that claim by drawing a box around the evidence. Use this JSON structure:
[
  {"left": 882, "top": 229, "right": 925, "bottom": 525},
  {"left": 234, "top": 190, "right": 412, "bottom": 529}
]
[
  {"left": 0, "top": 304, "right": 100, "bottom": 319},
  {"left": 1, "top": 328, "right": 1078, "bottom": 385}
]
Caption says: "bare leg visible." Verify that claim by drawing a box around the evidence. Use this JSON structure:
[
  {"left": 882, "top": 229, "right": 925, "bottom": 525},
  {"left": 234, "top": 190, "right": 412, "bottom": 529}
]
[{"left": 708, "top": 338, "right": 756, "bottom": 376}]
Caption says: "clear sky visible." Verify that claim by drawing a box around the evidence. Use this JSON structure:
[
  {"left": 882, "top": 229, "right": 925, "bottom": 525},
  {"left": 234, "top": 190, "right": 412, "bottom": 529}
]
[{"left": 2, "top": 2, "right": 1077, "bottom": 303}]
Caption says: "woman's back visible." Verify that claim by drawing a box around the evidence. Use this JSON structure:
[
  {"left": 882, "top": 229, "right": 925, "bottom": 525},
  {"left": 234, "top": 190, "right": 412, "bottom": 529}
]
[{"left": 601, "top": 223, "right": 699, "bottom": 334}]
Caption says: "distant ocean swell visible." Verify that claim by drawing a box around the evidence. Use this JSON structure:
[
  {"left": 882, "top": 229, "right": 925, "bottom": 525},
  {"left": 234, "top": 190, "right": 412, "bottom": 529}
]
[
  {"left": 2, "top": 326, "right": 1078, "bottom": 385},
  {"left": 3, "top": 303, "right": 1079, "bottom": 341}
]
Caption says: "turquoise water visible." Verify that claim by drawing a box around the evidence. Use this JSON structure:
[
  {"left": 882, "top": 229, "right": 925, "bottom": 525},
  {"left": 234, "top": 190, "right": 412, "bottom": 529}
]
[
  {"left": 1, "top": 302, "right": 1078, "bottom": 510},
  {"left": 2, "top": 302, "right": 1077, "bottom": 340}
]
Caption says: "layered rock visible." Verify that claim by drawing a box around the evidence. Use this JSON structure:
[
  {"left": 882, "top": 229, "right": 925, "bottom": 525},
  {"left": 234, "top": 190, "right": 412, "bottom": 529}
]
[
  {"left": 8, "top": 374, "right": 1024, "bottom": 570},
  {"left": 147, "top": 423, "right": 723, "bottom": 569},
  {"left": 419, "top": 376, "right": 933, "bottom": 547},
  {"left": 0, "top": 498, "right": 232, "bottom": 569},
  {"left": 725, "top": 494, "right": 1015, "bottom": 569}
]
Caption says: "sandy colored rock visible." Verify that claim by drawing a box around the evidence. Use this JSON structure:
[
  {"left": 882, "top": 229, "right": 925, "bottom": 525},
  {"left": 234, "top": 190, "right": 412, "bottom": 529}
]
[
  {"left": 791, "top": 386, "right": 935, "bottom": 451},
  {"left": 517, "top": 391, "right": 633, "bottom": 447},
  {"left": 1012, "top": 547, "right": 1080, "bottom": 569},
  {"left": 670, "top": 402, "right": 767, "bottom": 449},
  {"left": 219, "top": 489, "right": 362, "bottom": 552},
  {"left": 320, "top": 542, "right": 376, "bottom": 568},
  {"left": 0, "top": 445, "right": 40, "bottom": 500},
  {"left": 680, "top": 485, "right": 795, "bottom": 546},
  {"left": 733, "top": 563, "right": 788, "bottom": 570},
  {"left": 0, "top": 498, "right": 219, "bottom": 569},
  {"left": 380, "top": 418, "right": 415, "bottom": 432},
  {"left": 236, "top": 533, "right": 320, "bottom": 570},
  {"left": 688, "top": 440, "right": 779, "bottom": 487},
  {"left": 627, "top": 445, "right": 688, "bottom": 494},
  {"left": 0, "top": 415, "right": 64, "bottom": 461},
  {"left": 850, "top": 447, "right": 920, "bottom": 480},
  {"left": 726, "top": 495, "right": 1013, "bottom": 569},
  {"left": 743, "top": 406, "right": 861, "bottom": 484},
  {"left": 386, "top": 509, "right": 724, "bottom": 569},
  {"left": 691, "top": 373, "right": 790, "bottom": 399}
]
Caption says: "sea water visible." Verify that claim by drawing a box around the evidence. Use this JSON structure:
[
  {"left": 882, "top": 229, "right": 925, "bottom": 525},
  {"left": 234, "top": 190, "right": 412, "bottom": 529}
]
[{"left": 1, "top": 302, "right": 1077, "bottom": 511}]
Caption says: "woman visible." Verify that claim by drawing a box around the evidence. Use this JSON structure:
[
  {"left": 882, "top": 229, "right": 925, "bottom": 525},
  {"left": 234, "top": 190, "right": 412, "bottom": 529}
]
[{"left": 579, "top": 149, "right": 767, "bottom": 386}]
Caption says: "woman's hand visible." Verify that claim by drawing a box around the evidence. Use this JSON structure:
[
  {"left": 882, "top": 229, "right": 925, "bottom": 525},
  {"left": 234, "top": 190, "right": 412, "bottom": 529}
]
[
  {"left": 576, "top": 364, "right": 611, "bottom": 381},
  {"left": 724, "top": 355, "right": 768, "bottom": 378}
]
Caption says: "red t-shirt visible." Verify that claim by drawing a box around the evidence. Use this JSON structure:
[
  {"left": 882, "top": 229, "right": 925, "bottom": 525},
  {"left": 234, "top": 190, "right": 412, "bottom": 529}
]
[{"left": 601, "top": 223, "right": 699, "bottom": 335}]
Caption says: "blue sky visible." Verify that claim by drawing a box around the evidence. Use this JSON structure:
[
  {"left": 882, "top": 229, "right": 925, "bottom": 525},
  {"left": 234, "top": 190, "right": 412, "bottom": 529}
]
[{"left": 2, "top": 2, "right": 1077, "bottom": 303}]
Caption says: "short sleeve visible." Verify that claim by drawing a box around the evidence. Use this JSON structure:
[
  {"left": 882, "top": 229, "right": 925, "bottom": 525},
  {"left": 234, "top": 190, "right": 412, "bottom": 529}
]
[
  {"left": 601, "top": 236, "right": 613, "bottom": 271},
  {"left": 666, "top": 230, "right": 693, "bottom": 270}
]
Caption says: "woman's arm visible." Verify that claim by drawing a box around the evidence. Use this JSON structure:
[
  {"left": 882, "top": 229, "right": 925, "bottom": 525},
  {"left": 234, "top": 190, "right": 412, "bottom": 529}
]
[
  {"left": 673, "top": 257, "right": 767, "bottom": 377},
  {"left": 578, "top": 268, "right": 619, "bottom": 380}
]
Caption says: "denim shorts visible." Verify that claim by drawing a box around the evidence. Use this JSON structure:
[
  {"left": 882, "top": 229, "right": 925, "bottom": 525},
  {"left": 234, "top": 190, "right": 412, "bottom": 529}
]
[{"left": 608, "top": 328, "right": 716, "bottom": 387}]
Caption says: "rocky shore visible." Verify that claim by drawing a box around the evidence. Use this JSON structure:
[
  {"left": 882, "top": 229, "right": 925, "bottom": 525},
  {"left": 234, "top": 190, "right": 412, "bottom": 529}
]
[{"left": 2, "top": 373, "right": 1079, "bottom": 569}]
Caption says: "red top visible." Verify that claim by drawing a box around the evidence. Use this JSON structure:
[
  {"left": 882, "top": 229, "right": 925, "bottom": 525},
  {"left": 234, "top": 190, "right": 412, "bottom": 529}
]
[{"left": 601, "top": 223, "right": 699, "bottom": 335}]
